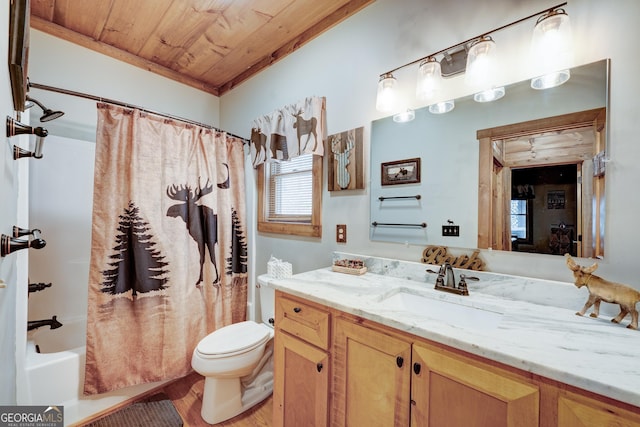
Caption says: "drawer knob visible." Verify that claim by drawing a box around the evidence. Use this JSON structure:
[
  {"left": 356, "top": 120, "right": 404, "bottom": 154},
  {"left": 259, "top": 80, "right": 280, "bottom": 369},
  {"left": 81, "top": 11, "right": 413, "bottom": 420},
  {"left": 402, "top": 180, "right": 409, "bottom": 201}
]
[
  {"left": 317, "top": 363, "right": 323, "bottom": 372},
  {"left": 413, "top": 362, "right": 421, "bottom": 375},
  {"left": 293, "top": 307, "right": 302, "bottom": 313}
]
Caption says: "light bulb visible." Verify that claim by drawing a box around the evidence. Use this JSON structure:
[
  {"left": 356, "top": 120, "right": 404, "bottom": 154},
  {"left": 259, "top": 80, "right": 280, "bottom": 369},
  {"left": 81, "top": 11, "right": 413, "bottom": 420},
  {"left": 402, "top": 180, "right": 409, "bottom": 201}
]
[
  {"left": 416, "top": 58, "right": 442, "bottom": 102},
  {"left": 376, "top": 73, "right": 398, "bottom": 112}
]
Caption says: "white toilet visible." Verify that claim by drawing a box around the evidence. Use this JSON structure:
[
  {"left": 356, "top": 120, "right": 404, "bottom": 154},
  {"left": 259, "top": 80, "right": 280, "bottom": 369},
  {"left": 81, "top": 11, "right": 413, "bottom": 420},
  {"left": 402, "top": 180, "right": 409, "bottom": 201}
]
[{"left": 191, "top": 278, "right": 275, "bottom": 424}]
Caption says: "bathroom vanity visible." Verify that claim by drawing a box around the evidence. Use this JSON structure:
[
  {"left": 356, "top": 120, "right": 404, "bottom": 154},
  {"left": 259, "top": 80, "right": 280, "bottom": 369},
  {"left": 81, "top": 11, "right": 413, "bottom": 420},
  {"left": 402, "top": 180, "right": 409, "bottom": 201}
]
[{"left": 264, "top": 255, "right": 640, "bottom": 427}]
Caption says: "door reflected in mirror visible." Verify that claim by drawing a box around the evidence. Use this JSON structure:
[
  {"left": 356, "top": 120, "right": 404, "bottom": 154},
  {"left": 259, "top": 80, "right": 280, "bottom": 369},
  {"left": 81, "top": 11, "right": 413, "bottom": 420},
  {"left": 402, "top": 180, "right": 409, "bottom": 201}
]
[
  {"left": 511, "top": 164, "right": 578, "bottom": 256},
  {"left": 477, "top": 107, "right": 606, "bottom": 258}
]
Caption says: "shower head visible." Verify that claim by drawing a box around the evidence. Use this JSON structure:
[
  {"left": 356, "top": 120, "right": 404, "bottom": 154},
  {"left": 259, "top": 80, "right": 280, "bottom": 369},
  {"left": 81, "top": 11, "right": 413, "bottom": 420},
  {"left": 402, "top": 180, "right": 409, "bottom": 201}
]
[{"left": 26, "top": 96, "right": 65, "bottom": 122}]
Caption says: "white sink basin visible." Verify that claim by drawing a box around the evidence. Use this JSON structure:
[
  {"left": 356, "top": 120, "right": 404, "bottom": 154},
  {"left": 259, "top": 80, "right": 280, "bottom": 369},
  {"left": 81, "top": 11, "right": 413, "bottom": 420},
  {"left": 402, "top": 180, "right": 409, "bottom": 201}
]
[{"left": 376, "top": 289, "right": 504, "bottom": 331}]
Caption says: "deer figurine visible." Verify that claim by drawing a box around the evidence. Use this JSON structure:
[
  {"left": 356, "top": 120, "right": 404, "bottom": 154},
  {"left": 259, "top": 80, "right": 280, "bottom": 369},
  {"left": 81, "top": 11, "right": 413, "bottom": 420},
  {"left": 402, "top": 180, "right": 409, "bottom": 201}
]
[
  {"left": 167, "top": 180, "right": 219, "bottom": 286},
  {"left": 292, "top": 109, "right": 318, "bottom": 153},
  {"left": 565, "top": 254, "right": 640, "bottom": 329}
]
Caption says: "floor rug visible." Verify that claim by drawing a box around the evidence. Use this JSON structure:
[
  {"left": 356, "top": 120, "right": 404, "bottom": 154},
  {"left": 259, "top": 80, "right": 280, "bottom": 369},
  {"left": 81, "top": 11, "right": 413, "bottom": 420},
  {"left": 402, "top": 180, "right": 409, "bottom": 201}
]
[{"left": 86, "top": 394, "right": 183, "bottom": 427}]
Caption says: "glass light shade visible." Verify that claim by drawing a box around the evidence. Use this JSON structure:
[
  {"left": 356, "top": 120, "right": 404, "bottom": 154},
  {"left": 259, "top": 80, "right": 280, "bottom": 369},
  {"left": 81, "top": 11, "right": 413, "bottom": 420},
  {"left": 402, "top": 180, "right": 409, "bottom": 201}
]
[
  {"left": 465, "top": 36, "right": 497, "bottom": 89},
  {"left": 531, "top": 69, "right": 571, "bottom": 90},
  {"left": 428, "top": 100, "right": 455, "bottom": 114},
  {"left": 376, "top": 73, "right": 398, "bottom": 112},
  {"left": 416, "top": 58, "right": 442, "bottom": 102},
  {"left": 474, "top": 86, "right": 505, "bottom": 102},
  {"left": 393, "top": 109, "right": 415, "bottom": 123},
  {"left": 530, "top": 9, "right": 573, "bottom": 83}
]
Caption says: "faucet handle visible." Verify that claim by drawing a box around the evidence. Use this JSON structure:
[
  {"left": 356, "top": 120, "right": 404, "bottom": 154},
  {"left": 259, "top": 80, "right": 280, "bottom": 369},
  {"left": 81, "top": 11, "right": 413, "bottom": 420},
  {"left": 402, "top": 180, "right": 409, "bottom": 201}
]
[{"left": 458, "top": 279, "right": 468, "bottom": 294}]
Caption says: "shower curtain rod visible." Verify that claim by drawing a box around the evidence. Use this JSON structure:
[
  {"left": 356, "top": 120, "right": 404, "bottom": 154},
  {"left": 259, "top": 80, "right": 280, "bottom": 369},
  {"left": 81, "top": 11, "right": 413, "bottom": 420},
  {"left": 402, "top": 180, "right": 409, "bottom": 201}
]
[{"left": 28, "top": 81, "right": 250, "bottom": 144}]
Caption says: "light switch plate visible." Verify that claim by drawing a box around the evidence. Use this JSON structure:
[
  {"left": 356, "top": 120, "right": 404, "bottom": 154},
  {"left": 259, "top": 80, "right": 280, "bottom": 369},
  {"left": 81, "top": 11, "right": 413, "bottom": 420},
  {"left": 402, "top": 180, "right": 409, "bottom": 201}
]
[
  {"left": 442, "top": 225, "right": 460, "bottom": 237},
  {"left": 336, "top": 224, "right": 347, "bottom": 243}
]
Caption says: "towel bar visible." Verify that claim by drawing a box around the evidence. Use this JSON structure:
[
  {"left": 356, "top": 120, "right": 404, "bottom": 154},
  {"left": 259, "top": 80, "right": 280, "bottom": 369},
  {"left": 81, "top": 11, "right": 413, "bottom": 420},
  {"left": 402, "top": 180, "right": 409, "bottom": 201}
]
[{"left": 371, "top": 221, "right": 427, "bottom": 228}]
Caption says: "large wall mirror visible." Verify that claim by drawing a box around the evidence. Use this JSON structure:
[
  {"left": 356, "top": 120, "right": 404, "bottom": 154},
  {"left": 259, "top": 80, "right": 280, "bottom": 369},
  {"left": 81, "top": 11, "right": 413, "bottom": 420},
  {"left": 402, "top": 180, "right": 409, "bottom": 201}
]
[{"left": 370, "top": 59, "right": 609, "bottom": 258}]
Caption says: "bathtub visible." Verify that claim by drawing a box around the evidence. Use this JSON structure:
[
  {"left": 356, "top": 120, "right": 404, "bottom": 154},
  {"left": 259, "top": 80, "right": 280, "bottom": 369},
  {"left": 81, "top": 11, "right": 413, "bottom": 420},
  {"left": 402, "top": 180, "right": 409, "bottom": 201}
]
[
  {"left": 23, "top": 316, "right": 168, "bottom": 426},
  {"left": 25, "top": 316, "right": 86, "bottom": 407}
]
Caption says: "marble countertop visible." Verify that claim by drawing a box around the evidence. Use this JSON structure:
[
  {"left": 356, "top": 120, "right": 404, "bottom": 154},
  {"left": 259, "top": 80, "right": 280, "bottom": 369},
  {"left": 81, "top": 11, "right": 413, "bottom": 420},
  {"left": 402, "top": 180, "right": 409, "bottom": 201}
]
[{"left": 261, "top": 254, "right": 640, "bottom": 408}]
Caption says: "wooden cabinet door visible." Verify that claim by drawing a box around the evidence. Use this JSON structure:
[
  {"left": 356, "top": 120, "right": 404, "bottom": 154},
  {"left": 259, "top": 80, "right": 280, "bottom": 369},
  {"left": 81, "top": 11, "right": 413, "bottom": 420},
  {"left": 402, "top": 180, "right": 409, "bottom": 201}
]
[
  {"left": 558, "top": 391, "right": 640, "bottom": 427},
  {"left": 411, "top": 342, "right": 539, "bottom": 427},
  {"left": 333, "top": 318, "right": 412, "bottom": 427},
  {"left": 273, "top": 330, "right": 329, "bottom": 427}
]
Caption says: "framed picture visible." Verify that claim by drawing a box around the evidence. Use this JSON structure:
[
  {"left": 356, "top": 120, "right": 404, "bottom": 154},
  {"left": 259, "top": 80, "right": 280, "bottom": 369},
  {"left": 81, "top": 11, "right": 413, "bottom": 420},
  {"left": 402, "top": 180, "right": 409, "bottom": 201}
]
[
  {"left": 547, "top": 190, "right": 565, "bottom": 209},
  {"left": 381, "top": 158, "right": 421, "bottom": 186},
  {"left": 328, "top": 126, "right": 364, "bottom": 191}
]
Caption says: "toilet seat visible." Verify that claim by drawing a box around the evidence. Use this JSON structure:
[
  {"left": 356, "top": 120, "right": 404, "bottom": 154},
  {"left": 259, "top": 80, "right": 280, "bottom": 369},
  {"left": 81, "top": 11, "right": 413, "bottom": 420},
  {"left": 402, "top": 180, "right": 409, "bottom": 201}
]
[{"left": 196, "top": 321, "right": 271, "bottom": 359}]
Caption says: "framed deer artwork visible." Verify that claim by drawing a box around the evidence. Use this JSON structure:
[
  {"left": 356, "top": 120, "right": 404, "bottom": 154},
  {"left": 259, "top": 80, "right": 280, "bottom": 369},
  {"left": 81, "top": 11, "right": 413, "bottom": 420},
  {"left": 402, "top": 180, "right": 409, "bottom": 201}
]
[{"left": 328, "top": 126, "right": 364, "bottom": 191}]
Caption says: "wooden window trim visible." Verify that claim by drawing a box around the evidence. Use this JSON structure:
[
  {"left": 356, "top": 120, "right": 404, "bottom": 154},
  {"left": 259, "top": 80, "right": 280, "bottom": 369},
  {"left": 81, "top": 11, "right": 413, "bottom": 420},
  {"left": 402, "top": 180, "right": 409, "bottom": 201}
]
[{"left": 257, "top": 154, "right": 322, "bottom": 237}]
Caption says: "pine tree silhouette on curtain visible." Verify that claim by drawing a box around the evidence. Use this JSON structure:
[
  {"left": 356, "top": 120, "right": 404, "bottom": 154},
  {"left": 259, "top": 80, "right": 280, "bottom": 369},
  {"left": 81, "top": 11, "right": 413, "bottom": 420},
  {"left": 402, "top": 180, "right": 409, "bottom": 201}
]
[
  {"left": 101, "top": 201, "right": 169, "bottom": 296},
  {"left": 226, "top": 208, "right": 248, "bottom": 275}
]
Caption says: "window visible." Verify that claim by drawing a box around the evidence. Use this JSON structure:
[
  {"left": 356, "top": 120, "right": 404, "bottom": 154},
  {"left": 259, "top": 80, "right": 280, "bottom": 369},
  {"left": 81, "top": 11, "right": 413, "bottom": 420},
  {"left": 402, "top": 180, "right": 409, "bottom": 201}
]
[
  {"left": 510, "top": 199, "right": 532, "bottom": 243},
  {"left": 257, "top": 153, "right": 322, "bottom": 237}
]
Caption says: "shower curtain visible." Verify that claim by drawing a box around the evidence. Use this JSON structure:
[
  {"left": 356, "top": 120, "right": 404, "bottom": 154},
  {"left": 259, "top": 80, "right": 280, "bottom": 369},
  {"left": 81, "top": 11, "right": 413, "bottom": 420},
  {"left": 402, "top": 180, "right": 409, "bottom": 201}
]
[{"left": 84, "top": 103, "right": 248, "bottom": 395}]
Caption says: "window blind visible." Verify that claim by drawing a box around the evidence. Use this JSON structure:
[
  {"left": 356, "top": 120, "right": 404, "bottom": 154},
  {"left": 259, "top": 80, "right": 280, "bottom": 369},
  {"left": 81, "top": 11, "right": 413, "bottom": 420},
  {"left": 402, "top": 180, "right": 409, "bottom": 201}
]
[{"left": 267, "top": 154, "right": 313, "bottom": 222}]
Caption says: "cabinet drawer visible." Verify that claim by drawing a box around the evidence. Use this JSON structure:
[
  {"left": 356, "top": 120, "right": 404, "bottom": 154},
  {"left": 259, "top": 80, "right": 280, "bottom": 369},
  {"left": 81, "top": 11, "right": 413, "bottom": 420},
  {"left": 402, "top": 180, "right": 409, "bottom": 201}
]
[
  {"left": 558, "top": 390, "right": 640, "bottom": 426},
  {"left": 276, "top": 293, "right": 330, "bottom": 350}
]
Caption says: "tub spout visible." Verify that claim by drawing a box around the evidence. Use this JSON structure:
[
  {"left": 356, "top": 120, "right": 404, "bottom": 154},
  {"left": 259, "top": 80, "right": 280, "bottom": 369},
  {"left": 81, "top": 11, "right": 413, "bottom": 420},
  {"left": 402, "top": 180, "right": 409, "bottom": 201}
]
[
  {"left": 28, "top": 315, "right": 63, "bottom": 331},
  {"left": 28, "top": 282, "right": 52, "bottom": 293}
]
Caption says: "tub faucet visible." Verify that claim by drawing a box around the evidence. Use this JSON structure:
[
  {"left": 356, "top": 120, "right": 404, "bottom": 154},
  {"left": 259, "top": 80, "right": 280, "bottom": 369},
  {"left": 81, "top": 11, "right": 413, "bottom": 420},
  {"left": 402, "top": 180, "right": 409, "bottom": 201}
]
[
  {"left": 28, "top": 282, "right": 52, "bottom": 293},
  {"left": 28, "top": 315, "right": 63, "bottom": 331}
]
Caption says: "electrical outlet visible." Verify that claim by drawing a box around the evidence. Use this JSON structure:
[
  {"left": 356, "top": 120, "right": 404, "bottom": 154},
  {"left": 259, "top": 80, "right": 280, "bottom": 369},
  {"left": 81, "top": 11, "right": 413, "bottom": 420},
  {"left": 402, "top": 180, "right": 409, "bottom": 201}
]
[
  {"left": 336, "top": 224, "right": 347, "bottom": 243},
  {"left": 442, "top": 225, "right": 460, "bottom": 237}
]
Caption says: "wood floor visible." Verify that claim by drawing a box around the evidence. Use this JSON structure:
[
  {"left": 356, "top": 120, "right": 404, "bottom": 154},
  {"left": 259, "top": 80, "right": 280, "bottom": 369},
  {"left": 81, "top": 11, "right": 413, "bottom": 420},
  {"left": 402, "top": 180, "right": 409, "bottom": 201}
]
[{"left": 163, "top": 372, "right": 273, "bottom": 426}]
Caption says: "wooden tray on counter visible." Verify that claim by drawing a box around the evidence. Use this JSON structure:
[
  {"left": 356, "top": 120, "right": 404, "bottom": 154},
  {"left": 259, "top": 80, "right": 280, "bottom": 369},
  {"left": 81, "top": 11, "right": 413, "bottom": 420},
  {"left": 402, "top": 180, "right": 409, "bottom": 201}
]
[{"left": 332, "top": 265, "right": 367, "bottom": 275}]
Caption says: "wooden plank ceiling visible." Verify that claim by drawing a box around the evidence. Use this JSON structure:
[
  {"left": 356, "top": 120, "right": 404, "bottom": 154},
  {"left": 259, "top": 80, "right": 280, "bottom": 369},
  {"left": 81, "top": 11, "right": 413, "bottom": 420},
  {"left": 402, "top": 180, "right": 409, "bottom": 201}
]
[{"left": 30, "top": 0, "right": 374, "bottom": 96}]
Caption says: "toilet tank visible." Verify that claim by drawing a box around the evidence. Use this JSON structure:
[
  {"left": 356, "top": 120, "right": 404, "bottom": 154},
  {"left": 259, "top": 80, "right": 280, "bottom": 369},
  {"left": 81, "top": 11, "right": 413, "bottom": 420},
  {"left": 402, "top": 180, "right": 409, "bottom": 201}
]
[{"left": 257, "top": 276, "right": 275, "bottom": 327}]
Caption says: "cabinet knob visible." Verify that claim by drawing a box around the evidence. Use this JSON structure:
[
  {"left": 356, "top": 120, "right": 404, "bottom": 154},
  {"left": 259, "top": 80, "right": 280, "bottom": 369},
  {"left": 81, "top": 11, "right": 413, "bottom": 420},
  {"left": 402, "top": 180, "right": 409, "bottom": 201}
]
[
  {"left": 317, "top": 363, "right": 323, "bottom": 372},
  {"left": 293, "top": 307, "right": 302, "bottom": 313},
  {"left": 396, "top": 356, "right": 404, "bottom": 368},
  {"left": 413, "top": 362, "right": 421, "bottom": 375}
]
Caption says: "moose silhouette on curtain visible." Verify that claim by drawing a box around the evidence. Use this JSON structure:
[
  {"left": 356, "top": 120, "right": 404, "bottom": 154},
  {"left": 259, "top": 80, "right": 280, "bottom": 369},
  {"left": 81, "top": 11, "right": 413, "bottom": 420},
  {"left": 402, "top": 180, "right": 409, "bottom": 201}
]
[{"left": 165, "top": 165, "right": 230, "bottom": 287}]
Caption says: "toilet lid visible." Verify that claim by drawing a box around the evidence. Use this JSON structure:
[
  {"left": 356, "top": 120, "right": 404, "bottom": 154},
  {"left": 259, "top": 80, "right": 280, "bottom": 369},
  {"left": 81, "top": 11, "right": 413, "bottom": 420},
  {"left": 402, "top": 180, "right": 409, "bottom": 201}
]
[{"left": 196, "top": 321, "right": 270, "bottom": 356}]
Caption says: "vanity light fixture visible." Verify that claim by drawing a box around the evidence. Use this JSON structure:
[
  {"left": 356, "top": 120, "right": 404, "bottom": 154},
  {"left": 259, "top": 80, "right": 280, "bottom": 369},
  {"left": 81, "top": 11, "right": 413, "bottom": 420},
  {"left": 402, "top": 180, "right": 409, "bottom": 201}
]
[
  {"left": 530, "top": 8, "right": 573, "bottom": 90},
  {"left": 375, "top": 2, "right": 570, "bottom": 114}
]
